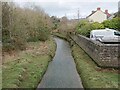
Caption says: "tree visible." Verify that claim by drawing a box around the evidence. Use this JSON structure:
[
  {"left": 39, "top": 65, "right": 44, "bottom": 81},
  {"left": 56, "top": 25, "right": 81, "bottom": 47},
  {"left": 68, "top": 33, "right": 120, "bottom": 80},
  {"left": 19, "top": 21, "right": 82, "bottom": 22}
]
[
  {"left": 2, "top": 2, "right": 53, "bottom": 52},
  {"left": 51, "top": 16, "right": 60, "bottom": 29},
  {"left": 2, "top": 2, "right": 11, "bottom": 43},
  {"left": 58, "top": 16, "right": 68, "bottom": 35}
]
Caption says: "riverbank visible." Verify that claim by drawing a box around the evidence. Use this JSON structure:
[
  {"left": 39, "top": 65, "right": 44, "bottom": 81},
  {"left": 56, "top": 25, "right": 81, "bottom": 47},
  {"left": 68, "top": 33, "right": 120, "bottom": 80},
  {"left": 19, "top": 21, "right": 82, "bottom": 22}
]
[
  {"left": 71, "top": 44, "right": 119, "bottom": 88},
  {"left": 53, "top": 33, "right": 119, "bottom": 88},
  {"left": 0, "top": 65, "right": 1, "bottom": 90},
  {"left": 2, "top": 37, "right": 56, "bottom": 89},
  {"left": 52, "top": 32, "right": 68, "bottom": 40}
]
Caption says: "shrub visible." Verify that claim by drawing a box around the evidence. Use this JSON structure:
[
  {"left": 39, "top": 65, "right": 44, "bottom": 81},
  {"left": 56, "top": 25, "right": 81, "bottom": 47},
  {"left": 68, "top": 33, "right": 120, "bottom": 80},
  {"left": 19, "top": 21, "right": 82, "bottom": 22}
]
[
  {"left": 102, "top": 20, "right": 111, "bottom": 28},
  {"left": 77, "top": 23, "right": 93, "bottom": 37},
  {"left": 102, "top": 17, "right": 120, "bottom": 31},
  {"left": 91, "top": 22, "right": 104, "bottom": 29},
  {"left": 37, "top": 27, "right": 50, "bottom": 41},
  {"left": 76, "top": 20, "right": 104, "bottom": 37},
  {"left": 2, "top": 2, "right": 52, "bottom": 52}
]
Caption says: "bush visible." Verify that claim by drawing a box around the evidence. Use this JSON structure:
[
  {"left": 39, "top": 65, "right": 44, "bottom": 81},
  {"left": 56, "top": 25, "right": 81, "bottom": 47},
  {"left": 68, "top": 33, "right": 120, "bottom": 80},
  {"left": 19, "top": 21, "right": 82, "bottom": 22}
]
[
  {"left": 76, "top": 20, "right": 104, "bottom": 37},
  {"left": 76, "top": 17, "right": 120, "bottom": 37},
  {"left": 27, "top": 27, "right": 50, "bottom": 42},
  {"left": 3, "top": 36, "right": 26, "bottom": 52},
  {"left": 77, "top": 23, "right": 93, "bottom": 37},
  {"left": 91, "top": 22, "right": 104, "bottom": 29},
  {"left": 102, "top": 17, "right": 120, "bottom": 31},
  {"left": 37, "top": 27, "right": 50, "bottom": 41},
  {"left": 102, "top": 20, "right": 111, "bottom": 28},
  {"left": 2, "top": 2, "right": 52, "bottom": 52},
  {"left": 3, "top": 43, "right": 15, "bottom": 52}
]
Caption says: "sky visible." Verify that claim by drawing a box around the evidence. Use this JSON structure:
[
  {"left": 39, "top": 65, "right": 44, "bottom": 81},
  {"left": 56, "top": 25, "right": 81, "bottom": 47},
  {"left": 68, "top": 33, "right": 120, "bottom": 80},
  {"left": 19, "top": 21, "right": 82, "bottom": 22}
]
[{"left": 11, "top": 0, "right": 120, "bottom": 19}]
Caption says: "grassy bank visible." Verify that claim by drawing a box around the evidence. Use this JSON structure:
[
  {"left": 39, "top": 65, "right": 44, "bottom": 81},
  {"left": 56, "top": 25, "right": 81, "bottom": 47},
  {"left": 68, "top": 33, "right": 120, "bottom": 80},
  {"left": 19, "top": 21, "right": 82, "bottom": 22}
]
[
  {"left": 52, "top": 32, "right": 68, "bottom": 40},
  {"left": 2, "top": 37, "right": 56, "bottom": 89},
  {"left": 0, "top": 45, "right": 2, "bottom": 90},
  {"left": 71, "top": 44, "right": 119, "bottom": 89},
  {"left": 0, "top": 66, "right": 1, "bottom": 90}
]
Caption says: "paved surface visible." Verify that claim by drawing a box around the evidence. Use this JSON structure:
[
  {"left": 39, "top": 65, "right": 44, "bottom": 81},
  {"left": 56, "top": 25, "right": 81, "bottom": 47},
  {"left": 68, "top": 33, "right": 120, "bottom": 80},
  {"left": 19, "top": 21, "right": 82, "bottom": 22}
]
[{"left": 37, "top": 37, "right": 83, "bottom": 88}]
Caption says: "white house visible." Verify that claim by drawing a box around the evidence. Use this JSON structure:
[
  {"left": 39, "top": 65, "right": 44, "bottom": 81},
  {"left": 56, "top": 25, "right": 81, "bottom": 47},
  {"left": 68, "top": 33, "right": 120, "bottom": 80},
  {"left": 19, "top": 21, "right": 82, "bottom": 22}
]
[{"left": 87, "top": 7, "right": 111, "bottom": 23}]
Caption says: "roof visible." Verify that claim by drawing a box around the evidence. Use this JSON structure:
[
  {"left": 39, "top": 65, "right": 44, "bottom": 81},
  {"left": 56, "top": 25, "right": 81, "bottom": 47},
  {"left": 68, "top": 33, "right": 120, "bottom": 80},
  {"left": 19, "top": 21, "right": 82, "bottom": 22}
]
[
  {"left": 87, "top": 8, "right": 111, "bottom": 18},
  {"left": 86, "top": 11, "right": 97, "bottom": 18},
  {"left": 105, "top": 12, "right": 111, "bottom": 18}
]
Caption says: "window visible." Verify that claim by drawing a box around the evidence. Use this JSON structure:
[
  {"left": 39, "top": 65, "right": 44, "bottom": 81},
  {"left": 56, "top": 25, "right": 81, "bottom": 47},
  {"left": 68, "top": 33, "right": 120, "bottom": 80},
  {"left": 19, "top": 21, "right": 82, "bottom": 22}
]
[
  {"left": 91, "top": 35, "right": 93, "bottom": 38},
  {"left": 114, "top": 31, "right": 120, "bottom": 36}
]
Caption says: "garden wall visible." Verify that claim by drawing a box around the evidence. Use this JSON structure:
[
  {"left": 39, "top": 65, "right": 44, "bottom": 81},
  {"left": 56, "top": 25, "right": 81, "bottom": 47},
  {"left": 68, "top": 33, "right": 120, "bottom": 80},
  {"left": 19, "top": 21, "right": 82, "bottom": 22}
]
[{"left": 69, "top": 34, "right": 120, "bottom": 68}]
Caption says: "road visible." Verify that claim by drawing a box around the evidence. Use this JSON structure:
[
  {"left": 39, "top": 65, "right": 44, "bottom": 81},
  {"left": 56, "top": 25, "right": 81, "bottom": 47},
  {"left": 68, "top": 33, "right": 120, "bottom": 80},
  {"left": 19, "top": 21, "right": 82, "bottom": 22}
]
[{"left": 37, "top": 37, "right": 83, "bottom": 88}]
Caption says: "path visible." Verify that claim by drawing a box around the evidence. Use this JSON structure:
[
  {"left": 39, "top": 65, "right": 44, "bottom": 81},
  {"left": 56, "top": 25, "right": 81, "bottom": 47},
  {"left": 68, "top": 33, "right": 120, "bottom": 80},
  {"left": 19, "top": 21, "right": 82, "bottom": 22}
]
[{"left": 37, "top": 37, "right": 83, "bottom": 88}]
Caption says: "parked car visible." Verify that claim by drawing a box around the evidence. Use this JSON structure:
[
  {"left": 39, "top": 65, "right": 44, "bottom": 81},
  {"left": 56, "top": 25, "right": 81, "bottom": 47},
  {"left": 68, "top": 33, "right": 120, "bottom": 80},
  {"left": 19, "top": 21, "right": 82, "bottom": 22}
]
[{"left": 90, "top": 28, "right": 120, "bottom": 43}]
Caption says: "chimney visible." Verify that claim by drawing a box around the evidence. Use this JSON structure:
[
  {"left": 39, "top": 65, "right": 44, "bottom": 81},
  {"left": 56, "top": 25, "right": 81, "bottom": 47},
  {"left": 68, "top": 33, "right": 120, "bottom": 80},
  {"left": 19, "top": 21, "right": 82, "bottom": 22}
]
[
  {"left": 105, "top": 10, "right": 108, "bottom": 13},
  {"left": 97, "top": 7, "right": 101, "bottom": 10}
]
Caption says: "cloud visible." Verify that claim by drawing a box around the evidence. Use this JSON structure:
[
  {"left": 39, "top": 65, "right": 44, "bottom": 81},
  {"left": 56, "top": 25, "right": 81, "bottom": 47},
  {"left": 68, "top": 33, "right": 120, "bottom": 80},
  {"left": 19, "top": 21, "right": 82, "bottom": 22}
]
[
  {"left": 12, "top": 0, "right": 119, "bottom": 2},
  {"left": 13, "top": 0, "right": 119, "bottom": 19},
  {"left": 38, "top": 1, "right": 118, "bottom": 19}
]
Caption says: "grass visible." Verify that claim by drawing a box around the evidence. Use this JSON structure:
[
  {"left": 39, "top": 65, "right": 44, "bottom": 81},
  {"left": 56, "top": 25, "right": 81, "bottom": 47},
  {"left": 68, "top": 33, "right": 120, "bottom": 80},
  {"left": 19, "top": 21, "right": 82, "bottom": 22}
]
[
  {"left": 0, "top": 45, "right": 2, "bottom": 90},
  {"left": 71, "top": 44, "right": 119, "bottom": 89},
  {"left": 2, "top": 37, "right": 56, "bottom": 89},
  {"left": 0, "top": 66, "right": 1, "bottom": 90}
]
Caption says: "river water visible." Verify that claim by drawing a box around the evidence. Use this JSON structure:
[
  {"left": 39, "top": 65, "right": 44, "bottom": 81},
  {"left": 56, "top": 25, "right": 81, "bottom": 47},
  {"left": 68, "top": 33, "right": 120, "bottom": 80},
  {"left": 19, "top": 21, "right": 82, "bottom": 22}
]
[{"left": 37, "top": 37, "right": 83, "bottom": 88}]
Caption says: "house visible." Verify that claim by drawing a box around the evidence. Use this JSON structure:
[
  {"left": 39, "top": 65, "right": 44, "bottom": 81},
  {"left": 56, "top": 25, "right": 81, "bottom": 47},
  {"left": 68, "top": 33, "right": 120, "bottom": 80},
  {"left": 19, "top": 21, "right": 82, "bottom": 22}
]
[
  {"left": 87, "top": 7, "right": 111, "bottom": 23},
  {"left": 108, "top": 13, "right": 115, "bottom": 20}
]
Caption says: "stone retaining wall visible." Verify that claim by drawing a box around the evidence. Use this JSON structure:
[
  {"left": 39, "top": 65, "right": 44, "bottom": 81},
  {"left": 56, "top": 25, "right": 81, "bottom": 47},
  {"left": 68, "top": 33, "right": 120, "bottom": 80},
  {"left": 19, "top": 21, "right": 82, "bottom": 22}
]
[{"left": 69, "top": 34, "right": 120, "bottom": 68}]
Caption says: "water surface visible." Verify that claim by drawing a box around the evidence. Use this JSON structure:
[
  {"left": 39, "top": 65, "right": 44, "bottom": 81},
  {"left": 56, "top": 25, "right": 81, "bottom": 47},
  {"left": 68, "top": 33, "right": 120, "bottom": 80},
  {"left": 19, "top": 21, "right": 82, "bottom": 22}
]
[{"left": 37, "top": 37, "right": 83, "bottom": 88}]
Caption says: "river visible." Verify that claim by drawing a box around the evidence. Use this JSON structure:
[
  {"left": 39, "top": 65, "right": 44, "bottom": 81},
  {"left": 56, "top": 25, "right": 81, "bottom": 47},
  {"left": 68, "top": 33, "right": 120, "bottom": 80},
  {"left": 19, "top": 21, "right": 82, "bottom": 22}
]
[{"left": 37, "top": 37, "right": 83, "bottom": 88}]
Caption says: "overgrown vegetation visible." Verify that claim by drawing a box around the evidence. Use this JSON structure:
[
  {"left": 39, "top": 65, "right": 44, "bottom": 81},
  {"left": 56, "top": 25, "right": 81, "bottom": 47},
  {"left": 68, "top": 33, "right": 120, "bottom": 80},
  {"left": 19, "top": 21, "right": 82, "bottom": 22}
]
[
  {"left": 2, "top": 37, "right": 56, "bottom": 89},
  {"left": 53, "top": 32, "right": 68, "bottom": 40},
  {"left": 2, "top": 2, "right": 53, "bottom": 52},
  {"left": 52, "top": 16, "right": 77, "bottom": 40},
  {"left": 51, "top": 16, "right": 60, "bottom": 30},
  {"left": 71, "top": 44, "right": 119, "bottom": 88},
  {"left": 0, "top": 2, "right": 2, "bottom": 89},
  {"left": 76, "top": 17, "right": 120, "bottom": 37},
  {"left": 102, "top": 17, "right": 120, "bottom": 30},
  {"left": 2, "top": 2, "right": 56, "bottom": 89}
]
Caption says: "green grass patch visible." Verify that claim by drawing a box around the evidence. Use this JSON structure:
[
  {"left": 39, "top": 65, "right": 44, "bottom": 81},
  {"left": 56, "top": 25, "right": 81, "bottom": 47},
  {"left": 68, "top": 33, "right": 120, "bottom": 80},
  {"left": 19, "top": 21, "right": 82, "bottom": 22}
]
[
  {"left": 2, "top": 37, "right": 56, "bottom": 89},
  {"left": 71, "top": 44, "right": 119, "bottom": 89}
]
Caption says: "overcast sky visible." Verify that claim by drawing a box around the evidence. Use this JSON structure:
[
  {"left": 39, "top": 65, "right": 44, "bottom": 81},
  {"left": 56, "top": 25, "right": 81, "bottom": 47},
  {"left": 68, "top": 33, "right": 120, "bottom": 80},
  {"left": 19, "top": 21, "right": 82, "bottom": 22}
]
[{"left": 13, "top": 0, "right": 120, "bottom": 19}]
